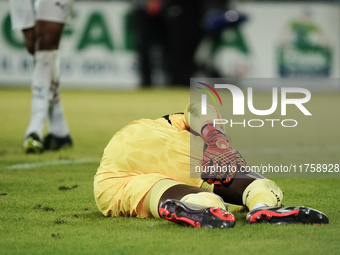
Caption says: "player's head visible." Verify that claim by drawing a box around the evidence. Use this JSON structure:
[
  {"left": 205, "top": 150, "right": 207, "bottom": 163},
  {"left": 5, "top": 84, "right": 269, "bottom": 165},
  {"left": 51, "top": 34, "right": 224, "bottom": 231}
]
[{"left": 184, "top": 102, "right": 225, "bottom": 134}]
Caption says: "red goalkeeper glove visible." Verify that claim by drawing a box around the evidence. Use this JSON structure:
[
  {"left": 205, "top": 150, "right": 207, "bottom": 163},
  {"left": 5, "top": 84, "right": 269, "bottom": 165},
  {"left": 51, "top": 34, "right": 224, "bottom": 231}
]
[{"left": 200, "top": 123, "right": 249, "bottom": 186}]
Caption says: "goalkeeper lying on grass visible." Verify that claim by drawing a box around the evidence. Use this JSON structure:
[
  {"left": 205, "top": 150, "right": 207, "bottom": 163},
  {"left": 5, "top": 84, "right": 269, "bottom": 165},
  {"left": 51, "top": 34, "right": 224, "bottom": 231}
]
[{"left": 93, "top": 102, "right": 328, "bottom": 228}]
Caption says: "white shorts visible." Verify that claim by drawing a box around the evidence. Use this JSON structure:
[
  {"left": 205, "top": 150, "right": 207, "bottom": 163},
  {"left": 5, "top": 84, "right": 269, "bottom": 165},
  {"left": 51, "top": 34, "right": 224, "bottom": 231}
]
[{"left": 9, "top": 0, "right": 74, "bottom": 30}]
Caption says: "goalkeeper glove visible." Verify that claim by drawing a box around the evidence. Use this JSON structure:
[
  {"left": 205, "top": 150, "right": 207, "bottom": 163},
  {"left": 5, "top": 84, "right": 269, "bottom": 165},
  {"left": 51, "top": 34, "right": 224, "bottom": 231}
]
[{"left": 201, "top": 122, "right": 249, "bottom": 186}]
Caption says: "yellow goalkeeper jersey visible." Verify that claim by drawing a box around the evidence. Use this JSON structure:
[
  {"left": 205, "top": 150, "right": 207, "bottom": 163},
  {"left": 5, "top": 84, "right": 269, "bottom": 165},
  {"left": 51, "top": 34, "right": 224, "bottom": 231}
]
[{"left": 94, "top": 114, "right": 205, "bottom": 217}]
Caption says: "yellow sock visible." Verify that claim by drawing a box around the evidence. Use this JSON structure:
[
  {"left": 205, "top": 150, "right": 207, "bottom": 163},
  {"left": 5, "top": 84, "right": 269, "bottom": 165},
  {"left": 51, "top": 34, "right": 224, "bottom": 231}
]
[
  {"left": 225, "top": 203, "right": 244, "bottom": 214},
  {"left": 200, "top": 182, "right": 243, "bottom": 213},
  {"left": 142, "top": 179, "right": 182, "bottom": 218},
  {"left": 180, "top": 192, "right": 227, "bottom": 210},
  {"left": 242, "top": 179, "right": 283, "bottom": 211},
  {"left": 200, "top": 181, "right": 214, "bottom": 192}
]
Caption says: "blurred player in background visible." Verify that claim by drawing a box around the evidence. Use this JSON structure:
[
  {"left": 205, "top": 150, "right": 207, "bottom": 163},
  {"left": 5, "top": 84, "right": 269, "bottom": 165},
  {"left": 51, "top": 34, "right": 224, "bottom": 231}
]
[
  {"left": 94, "top": 102, "right": 329, "bottom": 228},
  {"left": 197, "top": 0, "right": 248, "bottom": 78},
  {"left": 9, "top": 0, "right": 74, "bottom": 153},
  {"left": 131, "top": 0, "right": 204, "bottom": 87}
]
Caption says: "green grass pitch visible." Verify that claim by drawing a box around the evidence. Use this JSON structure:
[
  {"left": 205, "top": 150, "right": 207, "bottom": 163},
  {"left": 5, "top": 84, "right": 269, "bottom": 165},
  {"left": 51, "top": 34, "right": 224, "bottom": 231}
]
[{"left": 0, "top": 87, "right": 339, "bottom": 255}]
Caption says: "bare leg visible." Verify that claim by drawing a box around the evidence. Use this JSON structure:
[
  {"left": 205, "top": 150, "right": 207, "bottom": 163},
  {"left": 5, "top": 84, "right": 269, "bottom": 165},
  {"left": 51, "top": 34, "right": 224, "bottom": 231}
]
[
  {"left": 35, "top": 20, "right": 64, "bottom": 50},
  {"left": 213, "top": 172, "right": 254, "bottom": 205},
  {"left": 22, "top": 27, "right": 35, "bottom": 55}
]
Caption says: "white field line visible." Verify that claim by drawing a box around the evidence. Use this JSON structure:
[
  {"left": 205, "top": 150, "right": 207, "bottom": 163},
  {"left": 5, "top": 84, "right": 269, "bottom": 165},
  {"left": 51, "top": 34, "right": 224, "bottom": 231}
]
[{"left": 4, "top": 158, "right": 101, "bottom": 170}]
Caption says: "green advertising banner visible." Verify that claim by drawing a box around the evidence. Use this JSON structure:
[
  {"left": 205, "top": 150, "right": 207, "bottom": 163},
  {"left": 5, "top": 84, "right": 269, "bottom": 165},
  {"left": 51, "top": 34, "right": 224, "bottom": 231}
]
[
  {"left": 0, "top": 1, "right": 138, "bottom": 89},
  {"left": 0, "top": 1, "right": 339, "bottom": 89}
]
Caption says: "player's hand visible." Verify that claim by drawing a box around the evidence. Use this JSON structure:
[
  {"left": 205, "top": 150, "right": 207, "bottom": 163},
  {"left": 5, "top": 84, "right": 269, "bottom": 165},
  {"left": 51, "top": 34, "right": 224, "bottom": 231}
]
[{"left": 200, "top": 123, "right": 249, "bottom": 186}]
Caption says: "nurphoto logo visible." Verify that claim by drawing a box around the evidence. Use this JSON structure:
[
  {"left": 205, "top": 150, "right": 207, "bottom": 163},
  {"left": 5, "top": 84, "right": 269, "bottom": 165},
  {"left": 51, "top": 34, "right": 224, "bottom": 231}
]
[{"left": 196, "top": 82, "right": 312, "bottom": 128}]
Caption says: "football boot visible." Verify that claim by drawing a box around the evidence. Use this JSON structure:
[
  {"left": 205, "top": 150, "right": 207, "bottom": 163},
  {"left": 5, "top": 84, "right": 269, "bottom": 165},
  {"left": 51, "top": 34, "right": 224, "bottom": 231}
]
[
  {"left": 246, "top": 206, "right": 329, "bottom": 225},
  {"left": 159, "top": 199, "right": 236, "bottom": 229}
]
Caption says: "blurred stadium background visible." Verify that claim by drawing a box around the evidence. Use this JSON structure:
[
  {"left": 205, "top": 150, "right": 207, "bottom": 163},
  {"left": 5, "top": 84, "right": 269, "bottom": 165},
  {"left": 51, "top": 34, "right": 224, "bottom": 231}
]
[{"left": 0, "top": 0, "right": 339, "bottom": 90}]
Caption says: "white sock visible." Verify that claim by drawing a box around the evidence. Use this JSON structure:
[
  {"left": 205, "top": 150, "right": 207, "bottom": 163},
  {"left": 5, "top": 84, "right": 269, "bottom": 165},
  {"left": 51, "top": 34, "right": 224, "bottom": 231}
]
[
  {"left": 48, "top": 50, "right": 70, "bottom": 137},
  {"left": 49, "top": 102, "right": 70, "bottom": 137},
  {"left": 25, "top": 51, "right": 54, "bottom": 139}
]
